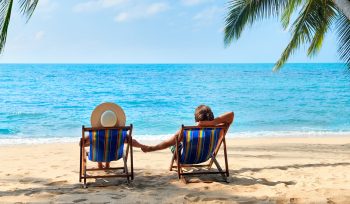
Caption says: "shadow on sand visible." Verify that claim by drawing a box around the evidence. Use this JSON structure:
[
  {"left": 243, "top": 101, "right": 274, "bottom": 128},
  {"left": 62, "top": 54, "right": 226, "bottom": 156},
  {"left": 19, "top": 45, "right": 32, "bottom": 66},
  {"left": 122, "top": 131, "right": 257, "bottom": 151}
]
[
  {"left": 232, "top": 162, "right": 350, "bottom": 174},
  {"left": 0, "top": 166, "right": 301, "bottom": 203}
]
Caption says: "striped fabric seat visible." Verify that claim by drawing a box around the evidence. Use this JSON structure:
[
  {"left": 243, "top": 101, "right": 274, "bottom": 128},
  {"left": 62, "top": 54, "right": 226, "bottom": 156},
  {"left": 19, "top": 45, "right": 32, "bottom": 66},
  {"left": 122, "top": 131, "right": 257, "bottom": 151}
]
[
  {"left": 180, "top": 128, "right": 222, "bottom": 164},
  {"left": 88, "top": 129, "right": 127, "bottom": 162}
]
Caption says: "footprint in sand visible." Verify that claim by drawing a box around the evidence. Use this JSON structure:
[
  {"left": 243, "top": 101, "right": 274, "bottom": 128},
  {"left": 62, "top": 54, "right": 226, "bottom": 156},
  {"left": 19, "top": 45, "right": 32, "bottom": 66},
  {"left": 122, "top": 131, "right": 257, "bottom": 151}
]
[
  {"left": 45, "top": 180, "right": 68, "bottom": 186},
  {"left": 144, "top": 172, "right": 152, "bottom": 176},
  {"left": 202, "top": 197, "right": 229, "bottom": 202},
  {"left": 51, "top": 191, "right": 65, "bottom": 195},
  {"left": 72, "top": 198, "right": 88, "bottom": 203},
  {"left": 289, "top": 197, "right": 300, "bottom": 204},
  {"left": 19, "top": 178, "right": 40, "bottom": 184},
  {"left": 24, "top": 189, "right": 41, "bottom": 196},
  {"left": 36, "top": 193, "right": 55, "bottom": 199},
  {"left": 327, "top": 198, "right": 336, "bottom": 204},
  {"left": 111, "top": 194, "right": 127, "bottom": 200},
  {"left": 184, "top": 193, "right": 205, "bottom": 202}
]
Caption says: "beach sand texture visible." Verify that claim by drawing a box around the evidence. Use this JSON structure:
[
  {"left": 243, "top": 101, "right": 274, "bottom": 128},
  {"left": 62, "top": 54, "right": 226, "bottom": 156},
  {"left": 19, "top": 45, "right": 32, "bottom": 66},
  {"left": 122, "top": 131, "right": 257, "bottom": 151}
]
[{"left": 0, "top": 137, "right": 350, "bottom": 203}]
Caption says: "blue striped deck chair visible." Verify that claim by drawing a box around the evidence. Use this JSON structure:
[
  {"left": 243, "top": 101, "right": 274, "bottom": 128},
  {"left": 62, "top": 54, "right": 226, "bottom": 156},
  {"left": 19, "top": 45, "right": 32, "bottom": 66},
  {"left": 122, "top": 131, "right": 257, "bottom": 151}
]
[
  {"left": 169, "top": 123, "right": 230, "bottom": 183},
  {"left": 79, "top": 125, "right": 134, "bottom": 188}
]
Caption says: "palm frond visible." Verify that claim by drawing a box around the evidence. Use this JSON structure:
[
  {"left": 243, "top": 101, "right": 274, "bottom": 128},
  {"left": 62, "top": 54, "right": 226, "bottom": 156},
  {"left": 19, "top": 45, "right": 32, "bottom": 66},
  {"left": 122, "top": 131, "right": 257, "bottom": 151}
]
[
  {"left": 0, "top": 0, "right": 38, "bottom": 54},
  {"left": 0, "top": 0, "right": 13, "bottom": 53},
  {"left": 281, "top": 0, "right": 303, "bottom": 29},
  {"left": 336, "top": 13, "right": 350, "bottom": 69},
  {"left": 224, "top": 0, "right": 290, "bottom": 47},
  {"left": 18, "top": 0, "right": 39, "bottom": 22},
  {"left": 274, "top": 0, "right": 337, "bottom": 71},
  {"left": 307, "top": 1, "right": 338, "bottom": 56}
]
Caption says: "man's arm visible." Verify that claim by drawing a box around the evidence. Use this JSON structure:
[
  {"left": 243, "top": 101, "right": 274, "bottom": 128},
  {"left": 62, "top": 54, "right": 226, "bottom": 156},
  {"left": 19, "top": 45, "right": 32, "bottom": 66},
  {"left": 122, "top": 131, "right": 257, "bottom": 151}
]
[{"left": 198, "top": 112, "right": 234, "bottom": 126}]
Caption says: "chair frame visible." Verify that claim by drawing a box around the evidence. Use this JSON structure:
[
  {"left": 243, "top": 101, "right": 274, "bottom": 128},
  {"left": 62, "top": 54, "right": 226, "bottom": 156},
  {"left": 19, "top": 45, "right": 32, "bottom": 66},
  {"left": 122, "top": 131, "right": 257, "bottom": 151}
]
[
  {"left": 169, "top": 123, "right": 230, "bottom": 183},
  {"left": 79, "top": 124, "right": 134, "bottom": 188}
]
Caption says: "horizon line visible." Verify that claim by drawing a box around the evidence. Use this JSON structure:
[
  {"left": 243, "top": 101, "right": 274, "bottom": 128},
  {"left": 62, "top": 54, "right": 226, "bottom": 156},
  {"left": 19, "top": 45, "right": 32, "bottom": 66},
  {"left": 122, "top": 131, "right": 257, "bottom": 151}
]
[{"left": 0, "top": 62, "right": 344, "bottom": 65}]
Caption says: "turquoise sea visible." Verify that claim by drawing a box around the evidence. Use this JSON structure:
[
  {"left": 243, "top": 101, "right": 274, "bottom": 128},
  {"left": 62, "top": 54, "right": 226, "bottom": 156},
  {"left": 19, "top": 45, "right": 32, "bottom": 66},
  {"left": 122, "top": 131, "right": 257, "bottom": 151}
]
[{"left": 0, "top": 63, "right": 349, "bottom": 144}]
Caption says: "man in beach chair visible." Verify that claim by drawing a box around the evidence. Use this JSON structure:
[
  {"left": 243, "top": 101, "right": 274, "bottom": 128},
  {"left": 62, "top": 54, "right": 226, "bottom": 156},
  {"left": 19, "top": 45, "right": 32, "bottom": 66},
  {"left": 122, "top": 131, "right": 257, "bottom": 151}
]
[
  {"left": 79, "top": 102, "right": 144, "bottom": 187},
  {"left": 142, "top": 105, "right": 233, "bottom": 182},
  {"left": 169, "top": 124, "right": 230, "bottom": 182}
]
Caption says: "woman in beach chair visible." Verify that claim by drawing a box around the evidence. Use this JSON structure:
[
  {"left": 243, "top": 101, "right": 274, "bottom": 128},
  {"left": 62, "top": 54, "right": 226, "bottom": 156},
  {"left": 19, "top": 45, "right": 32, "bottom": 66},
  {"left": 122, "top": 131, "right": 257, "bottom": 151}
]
[
  {"left": 79, "top": 102, "right": 146, "bottom": 187},
  {"left": 142, "top": 105, "right": 234, "bottom": 182}
]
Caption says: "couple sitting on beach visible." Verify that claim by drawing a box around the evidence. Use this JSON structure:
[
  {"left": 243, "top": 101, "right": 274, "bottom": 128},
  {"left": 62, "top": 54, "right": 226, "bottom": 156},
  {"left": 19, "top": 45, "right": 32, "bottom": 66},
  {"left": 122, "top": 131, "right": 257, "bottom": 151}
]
[{"left": 82, "top": 103, "right": 234, "bottom": 169}]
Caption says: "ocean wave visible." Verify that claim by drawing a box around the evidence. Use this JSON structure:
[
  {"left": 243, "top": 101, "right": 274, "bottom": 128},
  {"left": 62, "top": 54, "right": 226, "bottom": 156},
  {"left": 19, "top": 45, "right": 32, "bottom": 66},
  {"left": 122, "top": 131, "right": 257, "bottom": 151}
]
[
  {"left": 0, "top": 131, "right": 349, "bottom": 145},
  {"left": 6, "top": 112, "right": 47, "bottom": 119},
  {"left": 230, "top": 131, "right": 350, "bottom": 138},
  {"left": 0, "top": 137, "right": 79, "bottom": 145}
]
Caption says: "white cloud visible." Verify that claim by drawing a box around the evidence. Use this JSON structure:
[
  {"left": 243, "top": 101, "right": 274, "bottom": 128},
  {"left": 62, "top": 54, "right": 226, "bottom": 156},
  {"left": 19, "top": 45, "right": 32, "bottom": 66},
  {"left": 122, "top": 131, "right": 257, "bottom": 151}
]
[
  {"left": 73, "top": 0, "right": 127, "bottom": 12},
  {"left": 114, "top": 12, "right": 129, "bottom": 22},
  {"left": 73, "top": 1, "right": 169, "bottom": 22},
  {"left": 34, "top": 31, "right": 45, "bottom": 41},
  {"left": 36, "top": 0, "right": 58, "bottom": 13},
  {"left": 146, "top": 2, "right": 169, "bottom": 15},
  {"left": 101, "top": 0, "right": 127, "bottom": 7},
  {"left": 114, "top": 2, "right": 169, "bottom": 23},
  {"left": 193, "top": 6, "right": 221, "bottom": 23}
]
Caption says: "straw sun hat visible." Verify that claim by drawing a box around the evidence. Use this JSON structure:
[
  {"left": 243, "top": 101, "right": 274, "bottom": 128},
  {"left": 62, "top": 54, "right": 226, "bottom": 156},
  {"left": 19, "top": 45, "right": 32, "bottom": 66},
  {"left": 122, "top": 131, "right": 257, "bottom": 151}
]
[{"left": 90, "top": 102, "right": 126, "bottom": 128}]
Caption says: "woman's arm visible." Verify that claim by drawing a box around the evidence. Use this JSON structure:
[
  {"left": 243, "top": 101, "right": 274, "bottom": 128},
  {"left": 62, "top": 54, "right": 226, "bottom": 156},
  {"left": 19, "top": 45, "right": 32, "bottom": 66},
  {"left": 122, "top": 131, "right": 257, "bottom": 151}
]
[
  {"left": 141, "top": 129, "right": 181, "bottom": 152},
  {"left": 198, "top": 111, "right": 234, "bottom": 126}
]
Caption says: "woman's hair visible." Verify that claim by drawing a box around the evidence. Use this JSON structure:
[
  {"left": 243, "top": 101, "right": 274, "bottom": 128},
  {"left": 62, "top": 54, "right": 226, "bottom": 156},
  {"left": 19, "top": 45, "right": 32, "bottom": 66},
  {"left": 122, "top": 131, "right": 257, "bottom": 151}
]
[{"left": 194, "top": 105, "right": 214, "bottom": 122}]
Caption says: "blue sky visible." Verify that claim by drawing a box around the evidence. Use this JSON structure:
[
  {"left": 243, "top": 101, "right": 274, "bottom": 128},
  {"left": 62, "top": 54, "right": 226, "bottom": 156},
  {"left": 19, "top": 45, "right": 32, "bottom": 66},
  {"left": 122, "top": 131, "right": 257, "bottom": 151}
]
[{"left": 0, "top": 0, "right": 340, "bottom": 63}]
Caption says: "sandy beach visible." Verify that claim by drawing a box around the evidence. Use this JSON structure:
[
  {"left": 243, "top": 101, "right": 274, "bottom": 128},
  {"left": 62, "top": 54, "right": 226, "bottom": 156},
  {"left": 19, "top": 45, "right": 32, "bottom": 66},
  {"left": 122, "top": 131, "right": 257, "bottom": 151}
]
[{"left": 0, "top": 136, "right": 350, "bottom": 203}]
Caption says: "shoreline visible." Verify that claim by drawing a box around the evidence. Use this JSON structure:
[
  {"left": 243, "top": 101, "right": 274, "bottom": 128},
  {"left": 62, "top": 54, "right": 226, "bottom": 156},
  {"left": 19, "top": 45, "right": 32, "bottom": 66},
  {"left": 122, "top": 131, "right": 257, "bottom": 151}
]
[
  {"left": 0, "top": 136, "right": 349, "bottom": 147},
  {"left": 0, "top": 132, "right": 349, "bottom": 146}
]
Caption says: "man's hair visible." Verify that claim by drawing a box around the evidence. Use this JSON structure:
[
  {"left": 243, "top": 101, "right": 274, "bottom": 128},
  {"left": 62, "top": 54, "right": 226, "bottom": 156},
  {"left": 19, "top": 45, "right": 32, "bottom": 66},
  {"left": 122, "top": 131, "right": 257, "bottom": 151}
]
[{"left": 194, "top": 105, "right": 214, "bottom": 122}]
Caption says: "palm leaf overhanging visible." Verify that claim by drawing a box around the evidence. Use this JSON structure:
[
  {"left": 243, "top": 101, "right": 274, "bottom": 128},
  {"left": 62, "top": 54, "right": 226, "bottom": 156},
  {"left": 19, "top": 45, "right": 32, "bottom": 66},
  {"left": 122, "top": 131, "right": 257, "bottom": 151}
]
[
  {"left": 224, "top": 0, "right": 290, "bottom": 46},
  {"left": 224, "top": 0, "right": 350, "bottom": 70},
  {"left": 336, "top": 13, "right": 350, "bottom": 67},
  {"left": 0, "top": 0, "right": 38, "bottom": 53},
  {"left": 18, "top": 0, "right": 39, "bottom": 22},
  {"left": 0, "top": 0, "right": 14, "bottom": 54}
]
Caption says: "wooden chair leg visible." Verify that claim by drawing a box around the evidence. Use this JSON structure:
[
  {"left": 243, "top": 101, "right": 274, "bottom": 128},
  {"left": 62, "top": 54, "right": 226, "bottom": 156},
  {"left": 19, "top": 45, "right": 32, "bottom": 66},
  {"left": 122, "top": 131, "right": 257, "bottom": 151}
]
[
  {"left": 175, "top": 135, "right": 182, "bottom": 180},
  {"left": 177, "top": 159, "right": 183, "bottom": 180},
  {"left": 212, "top": 157, "right": 228, "bottom": 182},
  {"left": 126, "top": 175, "right": 130, "bottom": 184},
  {"left": 123, "top": 156, "right": 130, "bottom": 183},
  {"left": 169, "top": 153, "right": 175, "bottom": 171},
  {"left": 82, "top": 147, "right": 88, "bottom": 188},
  {"left": 83, "top": 165, "right": 87, "bottom": 188},
  {"left": 223, "top": 137, "right": 229, "bottom": 177},
  {"left": 130, "top": 140, "right": 134, "bottom": 180},
  {"left": 181, "top": 176, "right": 187, "bottom": 184},
  {"left": 79, "top": 143, "right": 82, "bottom": 182}
]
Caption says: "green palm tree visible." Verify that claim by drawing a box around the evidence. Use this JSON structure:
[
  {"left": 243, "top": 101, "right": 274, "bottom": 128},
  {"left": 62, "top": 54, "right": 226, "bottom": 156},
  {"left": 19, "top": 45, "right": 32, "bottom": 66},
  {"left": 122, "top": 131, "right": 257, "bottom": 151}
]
[
  {"left": 224, "top": 0, "right": 350, "bottom": 71},
  {"left": 0, "top": 0, "right": 38, "bottom": 53}
]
